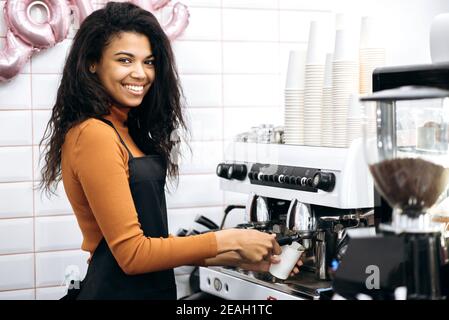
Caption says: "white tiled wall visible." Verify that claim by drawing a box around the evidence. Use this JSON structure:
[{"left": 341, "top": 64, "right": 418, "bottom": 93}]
[{"left": 1, "top": 0, "right": 449, "bottom": 299}]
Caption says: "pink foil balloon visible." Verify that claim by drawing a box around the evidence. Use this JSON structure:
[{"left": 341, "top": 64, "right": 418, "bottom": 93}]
[
  {"left": 132, "top": 0, "right": 155, "bottom": 13},
  {"left": 5, "top": 0, "right": 71, "bottom": 48},
  {"left": 164, "top": 3, "right": 190, "bottom": 41},
  {"left": 0, "top": 30, "right": 34, "bottom": 82},
  {"left": 70, "top": 0, "right": 94, "bottom": 25},
  {"left": 151, "top": 0, "right": 170, "bottom": 10}
]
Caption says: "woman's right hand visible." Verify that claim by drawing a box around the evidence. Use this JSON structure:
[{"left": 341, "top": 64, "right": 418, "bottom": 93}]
[{"left": 214, "top": 229, "right": 281, "bottom": 263}]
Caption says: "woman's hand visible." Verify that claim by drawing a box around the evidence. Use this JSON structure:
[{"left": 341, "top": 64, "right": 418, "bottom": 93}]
[
  {"left": 215, "top": 229, "right": 282, "bottom": 263},
  {"left": 239, "top": 255, "right": 304, "bottom": 277}
]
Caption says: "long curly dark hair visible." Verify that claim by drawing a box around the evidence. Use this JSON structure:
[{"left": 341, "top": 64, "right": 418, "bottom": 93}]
[{"left": 38, "top": 1, "right": 187, "bottom": 196}]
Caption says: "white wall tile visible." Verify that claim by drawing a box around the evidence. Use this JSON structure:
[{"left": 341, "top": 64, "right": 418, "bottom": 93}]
[
  {"left": 35, "top": 216, "right": 82, "bottom": 252},
  {"left": 279, "top": 0, "right": 333, "bottom": 10},
  {"left": 35, "top": 182, "right": 73, "bottom": 216},
  {"left": 223, "top": 107, "right": 283, "bottom": 139},
  {"left": 0, "top": 289, "right": 35, "bottom": 300},
  {"left": 31, "top": 74, "right": 61, "bottom": 109},
  {"left": 175, "top": 8, "right": 221, "bottom": 41},
  {"left": 31, "top": 40, "right": 72, "bottom": 74},
  {"left": 179, "top": 141, "right": 223, "bottom": 174},
  {"left": 0, "top": 111, "right": 32, "bottom": 146},
  {"left": 223, "top": 42, "right": 279, "bottom": 74},
  {"left": 0, "top": 218, "right": 33, "bottom": 255},
  {"left": 222, "top": 0, "right": 278, "bottom": 9},
  {"left": 33, "top": 145, "right": 45, "bottom": 181},
  {"left": 223, "top": 75, "right": 281, "bottom": 106},
  {"left": 0, "top": 182, "right": 33, "bottom": 218},
  {"left": 0, "top": 75, "right": 31, "bottom": 109},
  {"left": 180, "top": 75, "right": 222, "bottom": 107},
  {"left": 181, "top": 0, "right": 221, "bottom": 6},
  {"left": 166, "top": 174, "right": 223, "bottom": 208},
  {"left": 279, "top": 11, "right": 332, "bottom": 42},
  {"left": 186, "top": 108, "right": 223, "bottom": 141},
  {"left": 36, "top": 286, "right": 66, "bottom": 300},
  {"left": 0, "top": 147, "right": 33, "bottom": 182},
  {"left": 0, "top": 254, "right": 34, "bottom": 290},
  {"left": 35, "top": 250, "right": 89, "bottom": 287},
  {"left": 167, "top": 206, "right": 223, "bottom": 235},
  {"left": 223, "top": 9, "right": 279, "bottom": 41},
  {"left": 32, "top": 110, "right": 52, "bottom": 145},
  {"left": 172, "top": 41, "right": 222, "bottom": 74}
]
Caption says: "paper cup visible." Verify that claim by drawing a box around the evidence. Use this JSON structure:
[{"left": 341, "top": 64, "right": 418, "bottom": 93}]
[{"left": 269, "top": 242, "right": 305, "bottom": 280}]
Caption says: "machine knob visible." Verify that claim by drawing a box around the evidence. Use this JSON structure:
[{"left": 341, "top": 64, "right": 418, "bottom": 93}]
[
  {"left": 273, "top": 174, "right": 279, "bottom": 182},
  {"left": 289, "top": 176, "right": 298, "bottom": 185},
  {"left": 278, "top": 174, "right": 285, "bottom": 183},
  {"left": 216, "top": 163, "right": 229, "bottom": 179},
  {"left": 312, "top": 171, "right": 336, "bottom": 192},
  {"left": 294, "top": 177, "right": 302, "bottom": 185},
  {"left": 248, "top": 171, "right": 255, "bottom": 180},
  {"left": 268, "top": 174, "right": 275, "bottom": 182},
  {"left": 227, "top": 164, "right": 247, "bottom": 180}
]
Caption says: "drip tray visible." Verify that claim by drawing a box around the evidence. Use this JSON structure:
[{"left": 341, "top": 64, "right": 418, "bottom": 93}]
[{"left": 202, "top": 267, "right": 332, "bottom": 300}]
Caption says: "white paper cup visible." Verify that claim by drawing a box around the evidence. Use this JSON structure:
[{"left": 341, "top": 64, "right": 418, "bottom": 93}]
[
  {"left": 269, "top": 242, "right": 305, "bottom": 280},
  {"left": 285, "top": 50, "right": 307, "bottom": 89}
]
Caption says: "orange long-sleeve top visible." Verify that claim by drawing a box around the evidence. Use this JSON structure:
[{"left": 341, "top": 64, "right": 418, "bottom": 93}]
[{"left": 61, "top": 106, "right": 218, "bottom": 275}]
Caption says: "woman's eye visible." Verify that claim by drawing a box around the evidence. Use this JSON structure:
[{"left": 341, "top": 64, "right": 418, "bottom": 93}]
[
  {"left": 118, "top": 58, "right": 132, "bottom": 64},
  {"left": 145, "top": 60, "right": 155, "bottom": 66}
]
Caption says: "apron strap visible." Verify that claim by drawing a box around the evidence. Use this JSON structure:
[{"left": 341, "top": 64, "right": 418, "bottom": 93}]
[{"left": 94, "top": 117, "right": 134, "bottom": 159}]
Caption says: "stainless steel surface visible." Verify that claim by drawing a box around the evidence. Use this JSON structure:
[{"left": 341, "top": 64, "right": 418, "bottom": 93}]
[
  {"left": 286, "top": 199, "right": 316, "bottom": 233},
  {"left": 245, "top": 193, "right": 270, "bottom": 224},
  {"left": 200, "top": 267, "right": 331, "bottom": 300}
]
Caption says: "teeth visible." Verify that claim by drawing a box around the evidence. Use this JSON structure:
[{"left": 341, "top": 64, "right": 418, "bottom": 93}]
[{"left": 124, "top": 84, "right": 144, "bottom": 93}]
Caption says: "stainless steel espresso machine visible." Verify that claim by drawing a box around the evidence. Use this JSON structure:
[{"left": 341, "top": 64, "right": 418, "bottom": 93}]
[{"left": 199, "top": 140, "right": 376, "bottom": 300}]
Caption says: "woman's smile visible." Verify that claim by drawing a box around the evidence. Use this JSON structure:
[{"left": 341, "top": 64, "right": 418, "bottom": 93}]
[{"left": 122, "top": 83, "right": 147, "bottom": 96}]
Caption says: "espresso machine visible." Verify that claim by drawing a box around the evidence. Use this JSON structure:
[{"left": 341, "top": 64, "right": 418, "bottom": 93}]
[{"left": 198, "top": 139, "right": 376, "bottom": 300}]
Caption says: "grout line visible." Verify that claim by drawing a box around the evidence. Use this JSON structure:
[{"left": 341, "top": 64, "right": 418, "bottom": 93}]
[
  {"left": 0, "top": 213, "right": 74, "bottom": 220},
  {"left": 30, "top": 57, "right": 37, "bottom": 299},
  {"left": 0, "top": 248, "right": 84, "bottom": 257},
  {"left": 168, "top": 204, "right": 224, "bottom": 211},
  {"left": 220, "top": 0, "right": 225, "bottom": 209}
]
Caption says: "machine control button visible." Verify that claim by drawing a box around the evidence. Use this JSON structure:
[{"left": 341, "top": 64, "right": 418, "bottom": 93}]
[
  {"left": 213, "top": 278, "right": 222, "bottom": 291},
  {"left": 227, "top": 164, "right": 247, "bottom": 180},
  {"left": 295, "top": 177, "right": 302, "bottom": 185},
  {"left": 289, "top": 176, "right": 298, "bottom": 184},
  {"left": 278, "top": 174, "right": 285, "bottom": 183},
  {"left": 216, "top": 163, "right": 229, "bottom": 179},
  {"left": 312, "top": 171, "right": 336, "bottom": 192},
  {"left": 300, "top": 177, "right": 308, "bottom": 186}
]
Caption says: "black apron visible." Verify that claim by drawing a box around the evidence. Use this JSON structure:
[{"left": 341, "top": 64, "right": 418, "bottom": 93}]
[{"left": 68, "top": 118, "right": 176, "bottom": 300}]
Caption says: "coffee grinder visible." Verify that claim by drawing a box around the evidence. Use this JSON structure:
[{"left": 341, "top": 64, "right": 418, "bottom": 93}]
[{"left": 333, "top": 65, "right": 449, "bottom": 299}]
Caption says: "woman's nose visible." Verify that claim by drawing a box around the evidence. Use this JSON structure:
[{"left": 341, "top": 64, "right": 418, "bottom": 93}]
[{"left": 130, "top": 63, "right": 146, "bottom": 79}]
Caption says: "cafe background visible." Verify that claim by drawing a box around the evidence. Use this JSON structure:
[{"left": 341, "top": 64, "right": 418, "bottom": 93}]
[{"left": 0, "top": 0, "right": 448, "bottom": 299}]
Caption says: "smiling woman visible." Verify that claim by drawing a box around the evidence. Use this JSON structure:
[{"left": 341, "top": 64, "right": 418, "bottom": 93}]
[
  {"left": 89, "top": 33, "right": 155, "bottom": 106},
  {"left": 37, "top": 1, "right": 286, "bottom": 300}
]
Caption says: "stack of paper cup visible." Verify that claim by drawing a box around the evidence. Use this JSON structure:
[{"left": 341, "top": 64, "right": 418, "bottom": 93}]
[
  {"left": 284, "top": 49, "right": 307, "bottom": 145},
  {"left": 347, "top": 94, "right": 363, "bottom": 144},
  {"left": 332, "top": 29, "right": 359, "bottom": 148},
  {"left": 359, "top": 16, "right": 386, "bottom": 95},
  {"left": 321, "top": 53, "right": 333, "bottom": 147},
  {"left": 304, "top": 21, "right": 326, "bottom": 147}
]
